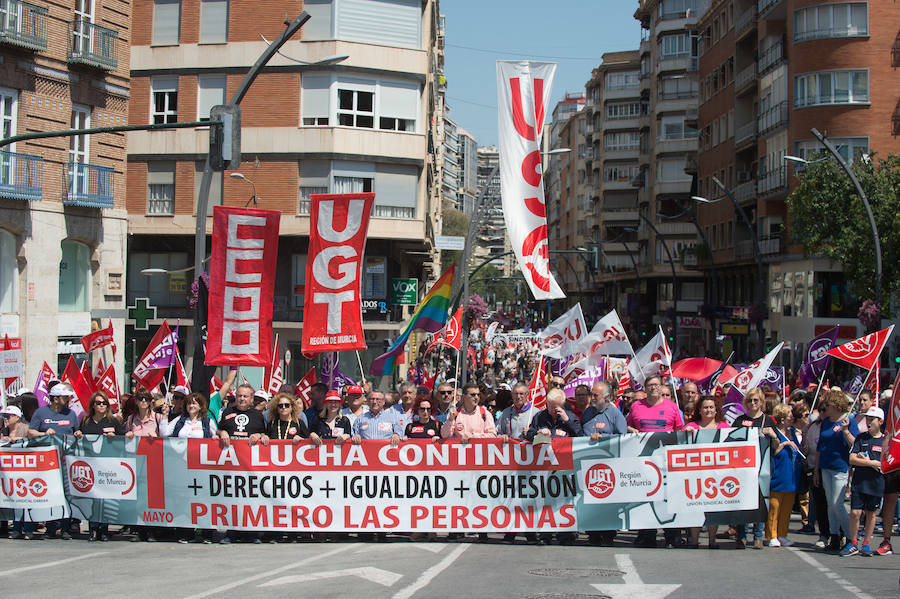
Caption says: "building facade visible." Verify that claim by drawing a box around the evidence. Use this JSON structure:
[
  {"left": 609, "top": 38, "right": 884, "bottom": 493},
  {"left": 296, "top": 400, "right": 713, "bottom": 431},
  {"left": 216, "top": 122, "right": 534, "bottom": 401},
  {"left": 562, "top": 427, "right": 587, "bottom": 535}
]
[
  {"left": 0, "top": 0, "right": 131, "bottom": 381},
  {"left": 695, "top": 0, "right": 900, "bottom": 363},
  {"left": 126, "top": 0, "right": 442, "bottom": 385}
]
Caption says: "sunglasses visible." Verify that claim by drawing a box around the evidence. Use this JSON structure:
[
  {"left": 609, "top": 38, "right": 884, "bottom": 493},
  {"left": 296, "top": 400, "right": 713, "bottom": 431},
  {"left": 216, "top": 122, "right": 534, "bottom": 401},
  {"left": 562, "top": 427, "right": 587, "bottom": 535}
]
[
  {"left": 550, "top": 382, "right": 564, "bottom": 388},
  {"left": 95, "top": 401, "right": 109, "bottom": 406},
  {"left": 440, "top": 390, "right": 453, "bottom": 395},
  {"left": 277, "top": 403, "right": 292, "bottom": 409},
  {"left": 418, "top": 406, "right": 432, "bottom": 411},
  {"left": 137, "top": 397, "right": 151, "bottom": 402}
]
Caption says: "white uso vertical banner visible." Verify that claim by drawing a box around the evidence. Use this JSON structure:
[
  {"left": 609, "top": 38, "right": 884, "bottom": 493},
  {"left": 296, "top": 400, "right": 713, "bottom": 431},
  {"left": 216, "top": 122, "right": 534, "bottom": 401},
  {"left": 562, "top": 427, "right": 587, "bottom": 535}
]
[{"left": 496, "top": 61, "right": 564, "bottom": 300}]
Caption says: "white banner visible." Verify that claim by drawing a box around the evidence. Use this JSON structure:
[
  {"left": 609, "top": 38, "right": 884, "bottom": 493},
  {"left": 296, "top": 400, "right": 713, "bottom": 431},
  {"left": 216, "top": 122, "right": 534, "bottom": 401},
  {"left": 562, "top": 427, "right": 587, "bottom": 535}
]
[
  {"left": 497, "top": 60, "right": 563, "bottom": 300},
  {"left": 540, "top": 303, "right": 586, "bottom": 358},
  {"left": 0, "top": 349, "right": 22, "bottom": 379},
  {"left": 0, "top": 447, "right": 67, "bottom": 509}
]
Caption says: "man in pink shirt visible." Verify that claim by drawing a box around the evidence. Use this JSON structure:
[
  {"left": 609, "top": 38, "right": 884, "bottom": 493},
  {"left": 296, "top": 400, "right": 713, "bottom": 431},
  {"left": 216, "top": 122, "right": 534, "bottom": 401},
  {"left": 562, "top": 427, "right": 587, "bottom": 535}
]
[
  {"left": 440, "top": 382, "right": 497, "bottom": 441},
  {"left": 626, "top": 376, "right": 684, "bottom": 433}
]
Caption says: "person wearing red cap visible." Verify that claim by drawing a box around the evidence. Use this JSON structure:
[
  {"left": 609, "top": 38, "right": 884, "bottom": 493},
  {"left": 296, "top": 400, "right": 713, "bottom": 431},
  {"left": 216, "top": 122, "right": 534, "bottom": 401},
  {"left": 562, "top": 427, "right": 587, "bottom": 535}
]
[
  {"left": 341, "top": 384, "right": 368, "bottom": 426},
  {"left": 314, "top": 390, "right": 351, "bottom": 442}
]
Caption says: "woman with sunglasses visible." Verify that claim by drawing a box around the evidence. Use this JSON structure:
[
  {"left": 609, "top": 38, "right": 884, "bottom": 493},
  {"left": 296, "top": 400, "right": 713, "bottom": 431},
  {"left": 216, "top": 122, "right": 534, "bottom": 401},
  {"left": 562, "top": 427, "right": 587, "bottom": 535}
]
[
  {"left": 125, "top": 387, "right": 162, "bottom": 541},
  {"left": 404, "top": 396, "right": 441, "bottom": 443},
  {"left": 267, "top": 393, "right": 310, "bottom": 445},
  {"left": 313, "top": 390, "right": 351, "bottom": 443},
  {"left": 79, "top": 392, "right": 123, "bottom": 541}
]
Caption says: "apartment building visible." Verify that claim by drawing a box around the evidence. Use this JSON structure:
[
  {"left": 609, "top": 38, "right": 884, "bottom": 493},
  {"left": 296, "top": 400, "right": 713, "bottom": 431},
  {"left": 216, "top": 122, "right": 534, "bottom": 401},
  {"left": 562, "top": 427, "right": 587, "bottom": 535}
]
[
  {"left": 695, "top": 0, "right": 900, "bottom": 362},
  {"left": 633, "top": 0, "right": 706, "bottom": 355},
  {"left": 126, "top": 0, "right": 443, "bottom": 384},
  {"left": 0, "top": 0, "right": 130, "bottom": 379}
]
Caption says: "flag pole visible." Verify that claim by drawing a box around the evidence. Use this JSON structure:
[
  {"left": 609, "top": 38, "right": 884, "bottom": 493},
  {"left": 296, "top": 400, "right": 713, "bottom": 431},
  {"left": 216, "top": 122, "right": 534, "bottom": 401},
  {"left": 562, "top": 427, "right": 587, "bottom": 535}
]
[
  {"left": 810, "top": 370, "right": 827, "bottom": 414},
  {"left": 851, "top": 363, "right": 877, "bottom": 413},
  {"left": 355, "top": 350, "right": 367, "bottom": 386},
  {"left": 782, "top": 366, "right": 787, "bottom": 403}
]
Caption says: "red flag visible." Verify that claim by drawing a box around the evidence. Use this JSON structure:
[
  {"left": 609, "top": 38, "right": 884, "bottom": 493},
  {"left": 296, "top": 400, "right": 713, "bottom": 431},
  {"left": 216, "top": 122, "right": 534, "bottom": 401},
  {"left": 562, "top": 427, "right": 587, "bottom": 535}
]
[
  {"left": 293, "top": 367, "right": 317, "bottom": 410},
  {"left": 80, "top": 321, "right": 114, "bottom": 353},
  {"left": 883, "top": 368, "right": 900, "bottom": 474},
  {"left": 97, "top": 363, "right": 120, "bottom": 408},
  {"left": 266, "top": 338, "right": 284, "bottom": 396},
  {"left": 94, "top": 358, "right": 105, "bottom": 382},
  {"left": 301, "top": 192, "right": 374, "bottom": 356},
  {"left": 863, "top": 366, "right": 879, "bottom": 396},
  {"left": 422, "top": 368, "right": 437, "bottom": 393},
  {"left": 527, "top": 356, "right": 547, "bottom": 411},
  {"left": 174, "top": 347, "right": 189, "bottom": 388},
  {"left": 61, "top": 356, "right": 92, "bottom": 412},
  {"left": 80, "top": 360, "right": 98, "bottom": 394},
  {"left": 427, "top": 307, "right": 463, "bottom": 352},
  {"left": 132, "top": 321, "right": 172, "bottom": 391},
  {"left": 826, "top": 325, "right": 894, "bottom": 371},
  {"left": 207, "top": 206, "right": 280, "bottom": 367}
]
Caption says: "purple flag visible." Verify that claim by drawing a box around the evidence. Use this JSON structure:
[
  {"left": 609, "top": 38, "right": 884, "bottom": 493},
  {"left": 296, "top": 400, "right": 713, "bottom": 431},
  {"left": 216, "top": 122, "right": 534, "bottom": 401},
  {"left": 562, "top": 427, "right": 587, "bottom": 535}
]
[
  {"left": 761, "top": 367, "right": 783, "bottom": 392},
  {"left": 147, "top": 324, "right": 178, "bottom": 369},
  {"left": 549, "top": 357, "right": 568, "bottom": 378},
  {"left": 34, "top": 370, "right": 50, "bottom": 407},
  {"left": 845, "top": 372, "right": 865, "bottom": 396},
  {"left": 411, "top": 359, "right": 424, "bottom": 385},
  {"left": 799, "top": 327, "right": 839, "bottom": 387},
  {"left": 696, "top": 361, "right": 728, "bottom": 395},
  {"left": 320, "top": 352, "right": 356, "bottom": 390}
]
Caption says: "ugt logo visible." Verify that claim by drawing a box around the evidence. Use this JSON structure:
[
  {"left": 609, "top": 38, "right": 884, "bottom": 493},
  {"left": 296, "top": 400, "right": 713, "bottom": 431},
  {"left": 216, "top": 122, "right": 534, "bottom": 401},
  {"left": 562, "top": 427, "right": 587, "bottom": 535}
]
[{"left": 585, "top": 463, "right": 616, "bottom": 499}]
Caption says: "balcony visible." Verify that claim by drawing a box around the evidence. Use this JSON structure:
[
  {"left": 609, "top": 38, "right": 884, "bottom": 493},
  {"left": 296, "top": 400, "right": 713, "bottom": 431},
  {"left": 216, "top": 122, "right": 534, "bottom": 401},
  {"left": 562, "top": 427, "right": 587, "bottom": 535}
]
[
  {"left": 758, "top": 0, "right": 785, "bottom": 19},
  {"left": 603, "top": 241, "right": 639, "bottom": 254},
  {"left": 735, "top": 121, "right": 757, "bottom": 147},
  {"left": 735, "top": 239, "right": 755, "bottom": 260},
  {"left": 735, "top": 63, "right": 757, "bottom": 95},
  {"left": 604, "top": 116, "right": 640, "bottom": 131},
  {"left": 654, "top": 179, "right": 691, "bottom": 196},
  {"left": 758, "top": 101, "right": 788, "bottom": 135},
  {"left": 604, "top": 85, "right": 641, "bottom": 101},
  {"left": 733, "top": 178, "right": 758, "bottom": 205},
  {"left": 758, "top": 38, "right": 784, "bottom": 75},
  {"left": 603, "top": 146, "right": 640, "bottom": 161},
  {"left": 68, "top": 20, "right": 118, "bottom": 70},
  {"left": 658, "top": 55, "right": 695, "bottom": 74},
  {"left": 656, "top": 221, "right": 695, "bottom": 236},
  {"left": 655, "top": 136, "right": 697, "bottom": 155},
  {"left": 0, "top": 0, "right": 47, "bottom": 51},
  {"left": 758, "top": 165, "right": 786, "bottom": 196},
  {"left": 759, "top": 234, "right": 781, "bottom": 255},
  {"left": 63, "top": 162, "right": 114, "bottom": 208},
  {"left": 603, "top": 209, "right": 639, "bottom": 224},
  {"left": 0, "top": 150, "right": 42, "bottom": 201},
  {"left": 656, "top": 91, "right": 698, "bottom": 113},
  {"left": 735, "top": 6, "right": 757, "bottom": 39}
]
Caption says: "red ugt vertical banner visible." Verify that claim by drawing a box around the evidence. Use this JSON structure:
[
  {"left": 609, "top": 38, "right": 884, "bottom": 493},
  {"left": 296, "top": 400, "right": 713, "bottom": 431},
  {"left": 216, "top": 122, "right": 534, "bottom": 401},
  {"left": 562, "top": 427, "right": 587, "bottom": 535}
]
[
  {"left": 206, "top": 206, "right": 280, "bottom": 367},
  {"left": 301, "top": 193, "right": 374, "bottom": 355}
]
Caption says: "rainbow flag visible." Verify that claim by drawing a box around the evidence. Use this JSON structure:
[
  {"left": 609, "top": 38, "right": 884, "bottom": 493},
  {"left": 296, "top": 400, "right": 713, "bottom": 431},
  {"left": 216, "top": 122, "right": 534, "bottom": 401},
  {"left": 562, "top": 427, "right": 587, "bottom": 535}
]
[{"left": 370, "top": 265, "right": 455, "bottom": 376}]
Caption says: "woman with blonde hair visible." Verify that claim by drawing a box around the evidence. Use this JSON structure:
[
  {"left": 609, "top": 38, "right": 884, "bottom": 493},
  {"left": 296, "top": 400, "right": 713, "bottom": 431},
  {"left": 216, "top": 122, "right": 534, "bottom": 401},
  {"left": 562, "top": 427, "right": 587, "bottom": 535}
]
[
  {"left": 765, "top": 403, "right": 802, "bottom": 547},
  {"left": 313, "top": 390, "right": 350, "bottom": 443},
  {"left": 267, "top": 392, "right": 310, "bottom": 444}
]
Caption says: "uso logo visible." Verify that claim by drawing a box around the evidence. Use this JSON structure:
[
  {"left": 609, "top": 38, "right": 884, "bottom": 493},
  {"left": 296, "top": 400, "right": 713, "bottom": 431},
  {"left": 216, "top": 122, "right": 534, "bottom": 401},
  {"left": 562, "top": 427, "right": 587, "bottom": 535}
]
[
  {"left": 69, "top": 460, "right": 94, "bottom": 493},
  {"left": 585, "top": 463, "right": 616, "bottom": 499}
]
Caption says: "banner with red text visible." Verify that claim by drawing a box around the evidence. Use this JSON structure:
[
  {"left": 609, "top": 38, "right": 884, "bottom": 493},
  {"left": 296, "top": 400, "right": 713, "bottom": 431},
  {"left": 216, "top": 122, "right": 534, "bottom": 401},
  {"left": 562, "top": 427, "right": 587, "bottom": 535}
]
[
  {"left": 206, "top": 206, "right": 280, "bottom": 367},
  {"left": 301, "top": 193, "right": 374, "bottom": 355},
  {"left": 497, "top": 60, "right": 563, "bottom": 300}
]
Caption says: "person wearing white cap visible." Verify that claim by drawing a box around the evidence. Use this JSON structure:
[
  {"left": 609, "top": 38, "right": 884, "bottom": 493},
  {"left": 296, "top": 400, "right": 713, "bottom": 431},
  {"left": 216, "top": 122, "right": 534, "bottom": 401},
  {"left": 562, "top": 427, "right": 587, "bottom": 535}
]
[
  {"left": 844, "top": 405, "right": 886, "bottom": 556},
  {"left": 1, "top": 405, "right": 28, "bottom": 442}
]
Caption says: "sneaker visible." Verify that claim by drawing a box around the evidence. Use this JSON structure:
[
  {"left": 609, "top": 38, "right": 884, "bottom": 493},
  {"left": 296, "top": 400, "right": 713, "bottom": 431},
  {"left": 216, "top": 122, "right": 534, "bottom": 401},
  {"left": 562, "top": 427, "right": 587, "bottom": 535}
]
[
  {"left": 875, "top": 540, "right": 893, "bottom": 556},
  {"left": 58, "top": 531, "right": 72, "bottom": 540},
  {"left": 22, "top": 534, "right": 32, "bottom": 541},
  {"left": 178, "top": 539, "right": 190, "bottom": 544},
  {"left": 768, "top": 538, "right": 781, "bottom": 547},
  {"left": 753, "top": 539, "right": 764, "bottom": 550},
  {"left": 146, "top": 534, "right": 156, "bottom": 543},
  {"left": 839, "top": 542, "right": 859, "bottom": 557},
  {"left": 860, "top": 544, "right": 873, "bottom": 556},
  {"left": 778, "top": 537, "right": 795, "bottom": 547},
  {"left": 734, "top": 539, "right": 745, "bottom": 550},
  {"left": 219, "top": 536, "right": 232, "bottom": 545},
  {"left": 815, "top": 538, "right": 826, "bottom": 549}
]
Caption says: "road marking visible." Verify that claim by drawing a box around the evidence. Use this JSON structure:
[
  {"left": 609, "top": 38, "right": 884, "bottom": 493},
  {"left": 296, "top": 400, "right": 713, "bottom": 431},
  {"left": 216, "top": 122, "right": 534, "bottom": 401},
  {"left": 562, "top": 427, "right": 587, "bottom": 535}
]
[
  {"left": 788, "top": 548, "right": 875, "bottom": 599},
  {"left": 591, "top": 553, "right": 681, "bottom": 599},
  {"left": 260, "top": 566, "right": 403, "bottom": 588},
  {"left": 391, "top": 543, "right": 469, "bottom": 599},
  {"left": 180, "top": 543, "right": 358, "bottom": 599},
  {"left": 354, "top": 542, "right": 448, "bottom": 555},
  {"left": 0, "top": 551, "right": 109, "bottom": 577}
]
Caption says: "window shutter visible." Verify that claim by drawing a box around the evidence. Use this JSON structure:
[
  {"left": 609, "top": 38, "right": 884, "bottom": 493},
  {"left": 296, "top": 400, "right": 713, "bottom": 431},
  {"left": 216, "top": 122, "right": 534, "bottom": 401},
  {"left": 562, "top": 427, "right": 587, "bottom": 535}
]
[
  {"left": 336, "top": 0, "right": 420, "bottom": 49},
  {"left": 153, "top": 0, "right": 181, "bottom": 45},
  {"left": 200, "top": 0, "right": 228, "bottom": 43},
  {"left": 301, "top": 74, "right": 331, "bottom": 121},
  {"left": 379, "top": 80, "right": 418, "bottom": 121}
]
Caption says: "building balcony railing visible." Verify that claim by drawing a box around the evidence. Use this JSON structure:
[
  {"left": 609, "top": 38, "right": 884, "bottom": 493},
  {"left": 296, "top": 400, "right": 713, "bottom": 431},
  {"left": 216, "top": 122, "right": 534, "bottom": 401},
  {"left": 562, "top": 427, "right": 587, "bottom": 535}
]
[
  {"left": 735, "top": 121, "right": 757, "bottom": 147},
  {"left": 759, "top": 234, "right": 781, "bottom": 255},
  {"left": 735, "top": 63, "right": 757, "bottom": 94},
  {"left": 735, "top": 239, "right": 755, "bottom": 260},
  {"left": 0, "top": 150, "right": 42, "bottom": 201},
  {"left": 67, "top": 20, "right": 118, "bottom": 70},
  {"left": 757, "top": 0, "right": 784, "bottom": 18},
  {"left": 63, "top": 161, "right": 114, "bottom": 208},
  {"left": 758, "top": 165, "right": 786, "bottom": 196},
  {"left": 733, "top": 178, "right": 757, "bottom": 205},
  {"left": 758, "top": 38, "right": 784, "bottom": 74},
  {"left": 758, "top": 101, "right": 788, "bottom": 135},
  {"left": 0, "top": 0, "right": 48, "bottom": 51},
  {"left": 735, "top": 6, "right": 758, "bottom": 37}
]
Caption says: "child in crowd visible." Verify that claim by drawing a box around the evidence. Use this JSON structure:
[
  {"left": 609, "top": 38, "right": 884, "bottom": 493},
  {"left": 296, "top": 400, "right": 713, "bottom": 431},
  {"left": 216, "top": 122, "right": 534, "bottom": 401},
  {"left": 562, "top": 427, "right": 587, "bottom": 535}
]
[{"left": 842, "top": 406, "right": 885, "bottom": 557}]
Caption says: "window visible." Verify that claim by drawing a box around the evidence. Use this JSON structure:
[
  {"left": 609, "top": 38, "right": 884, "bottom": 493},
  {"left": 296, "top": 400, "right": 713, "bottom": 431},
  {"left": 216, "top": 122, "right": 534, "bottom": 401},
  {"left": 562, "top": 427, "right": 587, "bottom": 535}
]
[
  {"left": 199, "top": 0, "right": 227, "bottom": 43},
  {"left": 606, "top": 71, "right": 640, "bottom": 90},
  {"left": 68, "top": 105, "right": 90, "bottom": 196},
  {"left": 298, "top": 158, "right": 329, "bottom": 214},
  {"left": 302, "top": 74, "right": 419, "bottom": 133},
  {"left": 659, "top": 116, "right": 697, "bottom": 140},
  {"left": 301, "top": 0, "right": 332, "bottom": 40},
  {"left": 657, "top": 0, "right": 698, "bottom": 18},
  {"left": 150, "top": 77, "right": 177, "bottom": 124},
  {"left": 795, "top": 137, "right": 869, "bottom": 162},
  {"left": 194, "top": 162, "right": 222, "bottom": 215},
  {"left": 656, "top": 158, "right": 691, "bottom": 182},
  {"left": 660, "top": 33, "right": 691, "bottom": 58},
  {"left": 0, "top": 87, "right": 17, "bottom": 186},
  {"left": 606, "top": 102, "right": 641, "bottom": 120},
  {"left": 605, "top": 131, "right": 640, "bottom": 151},
  {"left": 299, "top": 160, "right": 417, "bottom": 219},
  {"left": 59, "top": 240, "right": 90, "bottom": 312},
  {"left": 605, "top": 165, "right": 639, "bottom": 182},
  {"left": 659, "top": 76, "right": 697, "bottom": 99},
  {"left": 363, "top": 257, "right": 387, "bottom": 299},
  {"left": 291, "top": 254, "right": 307, "bottom": 308},
  {"left": 152, "top": 0, "right": 180, "bottom": 45},
  {"left": 795, "top": 70, "right": 868, "bottom": 108},
  {"left": 332, "top": 0, "right": 420, "bottom": 48},
  {"left": 72, "top": 0, "right": 93, "bottom": 54},
  {"left": 0, "top": 229, "right": 16, "bottom": 313},
  {"left": 127, "top": 252, "right": 189, "bottom": 307},
  {"left": 197, "top": 74, "right": 226, "bottom": 121},
  {"left": 147, "top": 162, "right": 175, "bottom": 214},
  {"left": 795, "top": 3, "right": 867, "bottom": 42}
]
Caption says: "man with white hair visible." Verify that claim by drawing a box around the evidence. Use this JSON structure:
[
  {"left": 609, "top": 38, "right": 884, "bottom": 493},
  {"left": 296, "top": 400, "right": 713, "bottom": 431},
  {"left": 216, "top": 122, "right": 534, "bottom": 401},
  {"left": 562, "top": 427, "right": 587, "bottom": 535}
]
[{"left": 582, "top": 381, "right": 627, "bottom": 441}]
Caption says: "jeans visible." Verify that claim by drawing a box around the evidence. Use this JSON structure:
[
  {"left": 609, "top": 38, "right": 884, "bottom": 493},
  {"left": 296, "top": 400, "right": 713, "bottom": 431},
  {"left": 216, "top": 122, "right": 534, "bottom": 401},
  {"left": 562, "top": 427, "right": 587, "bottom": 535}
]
[
  {"left": 735, "top": 521, "right": 764, "bottom": 542},
  {"left": 821, "top": 468, "right": 850, "bottom": 537}
]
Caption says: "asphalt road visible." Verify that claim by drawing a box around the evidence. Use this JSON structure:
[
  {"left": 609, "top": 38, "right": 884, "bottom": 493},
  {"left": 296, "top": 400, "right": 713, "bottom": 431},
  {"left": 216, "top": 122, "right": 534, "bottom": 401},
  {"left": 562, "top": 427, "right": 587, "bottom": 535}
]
[{"left": 0, "top": 526, "right": 896, "bottom": 599}]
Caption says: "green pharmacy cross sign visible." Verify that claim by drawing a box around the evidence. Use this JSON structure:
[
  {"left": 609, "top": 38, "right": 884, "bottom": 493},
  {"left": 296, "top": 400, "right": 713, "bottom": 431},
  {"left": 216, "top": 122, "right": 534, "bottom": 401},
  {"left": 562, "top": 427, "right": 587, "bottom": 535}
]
[
  {"left": 391, "top": 278, "right": 418, "bottom": 305},
  {"left": 127, "top": 298, "right": 157, "bottom": 331}
]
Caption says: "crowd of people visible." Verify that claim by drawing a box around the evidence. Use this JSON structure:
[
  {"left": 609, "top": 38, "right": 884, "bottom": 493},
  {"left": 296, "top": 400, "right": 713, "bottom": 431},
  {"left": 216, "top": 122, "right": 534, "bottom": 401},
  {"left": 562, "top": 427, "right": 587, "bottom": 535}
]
[{"left": 0, "top": 349, "right": 897, "bottom": 553}]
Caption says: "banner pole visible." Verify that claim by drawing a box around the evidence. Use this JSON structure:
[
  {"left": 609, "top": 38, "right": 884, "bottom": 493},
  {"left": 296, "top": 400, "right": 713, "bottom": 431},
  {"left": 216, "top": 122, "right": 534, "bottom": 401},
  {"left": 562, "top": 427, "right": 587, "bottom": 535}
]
[
  {"left": 355, "top": 350, "right": 367, "bottom": 386},
  {"left": 810, "top": 370, "right": 827, "bottom": 414},
  {"left": 782, "top": 366, "right": 787, "bottom": 403}
]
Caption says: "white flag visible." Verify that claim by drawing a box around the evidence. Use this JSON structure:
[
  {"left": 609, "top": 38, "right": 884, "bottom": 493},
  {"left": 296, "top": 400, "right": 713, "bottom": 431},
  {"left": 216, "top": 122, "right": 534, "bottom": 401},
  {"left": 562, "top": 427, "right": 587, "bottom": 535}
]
[
  {"left": 540, "top": 303, "right": 587, "bottom": 359},
  {"left": 730, "top": 343, "right": 785, "bottom": 398},
  {"left": 577, "top": 309, "right": 634, "bottom": 363},
  {"left": 627, "top": 328, "right": 672, "bottom": 389},
  {"left": 497, "top": 60, "right": 563, "bottom": 300}
]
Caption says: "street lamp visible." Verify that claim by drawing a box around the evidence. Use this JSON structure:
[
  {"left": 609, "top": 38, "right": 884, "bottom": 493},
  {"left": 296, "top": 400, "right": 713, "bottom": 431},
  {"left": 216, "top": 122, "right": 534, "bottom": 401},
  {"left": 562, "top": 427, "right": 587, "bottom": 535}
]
[
  {"left": 141, "top": 257, "right": 210, "bottom": 276},
  {"left": 692, "top": 175, "right": 765, "bottom": 354},
  {"left": 783, "top": 155, "right": 826, "bottom": 165},
  {"left": 627, "top": 213, "right": 679, "bottom": 351},
  {"left": 229, "top": 172, "right": 258, "bottom": 206}
]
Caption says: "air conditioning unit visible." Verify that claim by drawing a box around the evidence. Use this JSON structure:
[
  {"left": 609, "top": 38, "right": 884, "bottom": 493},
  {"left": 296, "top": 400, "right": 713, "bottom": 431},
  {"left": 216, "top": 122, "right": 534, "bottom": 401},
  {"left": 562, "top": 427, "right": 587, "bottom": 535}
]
[{"left": 737, "top": 170, "right": 751, "bottom": 183}]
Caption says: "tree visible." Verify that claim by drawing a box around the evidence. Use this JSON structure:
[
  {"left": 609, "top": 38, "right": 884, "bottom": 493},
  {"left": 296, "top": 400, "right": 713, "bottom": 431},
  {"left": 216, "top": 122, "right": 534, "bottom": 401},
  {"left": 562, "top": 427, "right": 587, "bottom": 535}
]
[
  {"left": 465, "top": 293, "right": 489, "bottom": 323},
  {"left": 440, "top": 200, "right": 469, "bottom": 273},
  {"left": 787, "top": 152, "right": 900, "bottom": 304},
  {"left": 469, "top": 264, "right": 526, "bottom": 305}
]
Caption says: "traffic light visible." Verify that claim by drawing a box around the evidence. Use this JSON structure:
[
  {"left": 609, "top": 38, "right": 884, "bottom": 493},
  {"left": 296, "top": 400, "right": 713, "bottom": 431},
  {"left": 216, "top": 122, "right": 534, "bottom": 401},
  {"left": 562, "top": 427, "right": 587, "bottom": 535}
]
[{"left": 209, "top": 104, "right": 241, "bottom": 171}]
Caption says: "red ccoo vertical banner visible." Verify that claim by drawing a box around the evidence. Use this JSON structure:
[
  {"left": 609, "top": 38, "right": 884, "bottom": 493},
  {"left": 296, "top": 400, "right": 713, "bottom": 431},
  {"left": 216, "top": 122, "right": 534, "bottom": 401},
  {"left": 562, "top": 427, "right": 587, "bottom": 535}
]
[
  {"left": 301, "top": 192, "right": 374, "bottom": 356},
  {"left": 206, "top": 206, "right": 280, "bottom": 367}
]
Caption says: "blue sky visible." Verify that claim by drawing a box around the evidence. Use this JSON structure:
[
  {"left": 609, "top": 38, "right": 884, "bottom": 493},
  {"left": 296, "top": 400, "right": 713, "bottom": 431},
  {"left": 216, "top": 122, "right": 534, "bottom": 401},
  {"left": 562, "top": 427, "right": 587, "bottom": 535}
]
[{"left": 441, "top": 1, "right": 643, "bottom": 147}]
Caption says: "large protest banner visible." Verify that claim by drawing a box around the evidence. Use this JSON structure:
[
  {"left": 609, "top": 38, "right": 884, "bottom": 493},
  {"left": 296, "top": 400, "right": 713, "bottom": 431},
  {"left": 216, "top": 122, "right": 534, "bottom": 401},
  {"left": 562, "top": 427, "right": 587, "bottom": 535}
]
[{"left": 1, "top": 431, "right": 769, "bottom": 532}]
